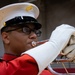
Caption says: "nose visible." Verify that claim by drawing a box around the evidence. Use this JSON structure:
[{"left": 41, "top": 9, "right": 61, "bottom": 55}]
[{"left": 29, "top": 32, "right": 37, "bottom": 39}]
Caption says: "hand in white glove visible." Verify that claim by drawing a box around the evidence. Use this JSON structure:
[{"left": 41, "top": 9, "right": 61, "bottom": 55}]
[
  {"left": 49, "top": 24, "right": 75, "bottom": 51},
  {"left": 61, "top": 34, "right": 75, "bottom": 62},
  {"left": 22, "top": 24, "right": 75, "bottom": 74},
  {"left": 62, "top": 44, "right": 75, "bottom": 62}
]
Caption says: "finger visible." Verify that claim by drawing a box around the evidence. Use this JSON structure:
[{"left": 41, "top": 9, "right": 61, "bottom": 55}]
[
  {"left": 70, "top": 35, "right": 75, "bottom": 44},
  {"left": 72, "top": 57, "right": 75, "bottom": 63},
  {"left": 62, "top": 44, "right": 75, "bottom": 55},
  {"left": 73, "top": 60, "right": 75, "bottom": 63},
  {"left": 66, "top": 49, "right": 75, "bottom": 59}
]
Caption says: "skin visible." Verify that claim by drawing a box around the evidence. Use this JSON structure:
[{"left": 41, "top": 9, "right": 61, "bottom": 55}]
[{"left": 1, "top": 24, "right": 38, "bottom": 56}]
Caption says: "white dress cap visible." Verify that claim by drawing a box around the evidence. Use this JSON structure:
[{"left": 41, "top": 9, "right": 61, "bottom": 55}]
[{"left": 0, "top": 2, "right": 39, "bottom": 29}]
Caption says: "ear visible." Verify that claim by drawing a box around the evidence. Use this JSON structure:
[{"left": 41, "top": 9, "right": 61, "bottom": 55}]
[{"left": 1, "top": 32, "right": 10, "bottom": 44}]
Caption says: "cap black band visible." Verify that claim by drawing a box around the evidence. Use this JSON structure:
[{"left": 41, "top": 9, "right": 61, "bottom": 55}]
[{"left": 4, "top": 16, "right": 42, "bottom": 29}]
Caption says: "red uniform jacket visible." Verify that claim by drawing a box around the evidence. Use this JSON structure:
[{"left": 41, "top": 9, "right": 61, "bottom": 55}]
[{"left": 0, "top": 54, "right": 53, "bottom": 75}]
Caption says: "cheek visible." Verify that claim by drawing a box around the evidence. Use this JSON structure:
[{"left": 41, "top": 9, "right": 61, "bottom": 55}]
[
  {"left": 9, "top": 32, "right": 29, "bottom": 50},
  {"left": 14, "top": 36, "right": 32, "bottom": 51},
  {"left": 13, "top": 35, "right": 28, "bottom": 46}
]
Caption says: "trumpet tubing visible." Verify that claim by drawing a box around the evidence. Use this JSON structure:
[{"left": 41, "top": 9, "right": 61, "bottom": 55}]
[{"left": 37, "top": 39, "right": 48, "bottom": 45}]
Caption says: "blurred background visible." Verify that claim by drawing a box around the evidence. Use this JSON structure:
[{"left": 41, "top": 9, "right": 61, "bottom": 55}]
[{"left": 0, "top": 0, "right": 75, "bottom": 72}]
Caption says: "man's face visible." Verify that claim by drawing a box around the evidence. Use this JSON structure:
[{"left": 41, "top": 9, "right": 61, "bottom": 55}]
[{"left": 2, "top": 24, "right": 41, "bottom": 55}]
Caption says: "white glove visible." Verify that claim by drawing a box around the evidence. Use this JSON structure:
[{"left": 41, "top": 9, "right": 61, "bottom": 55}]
[
  {"left": 22, "top": 24, "right": 75, "bottom": 74},
  {"left": 62, "top": 34, "right": 75, "bottom": 62},
  {"left": 62, "top": 44, "right": 75, "bottom": 61},
  {"left": 49, "top": 24, "right": 75, "bottom": 51}
]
